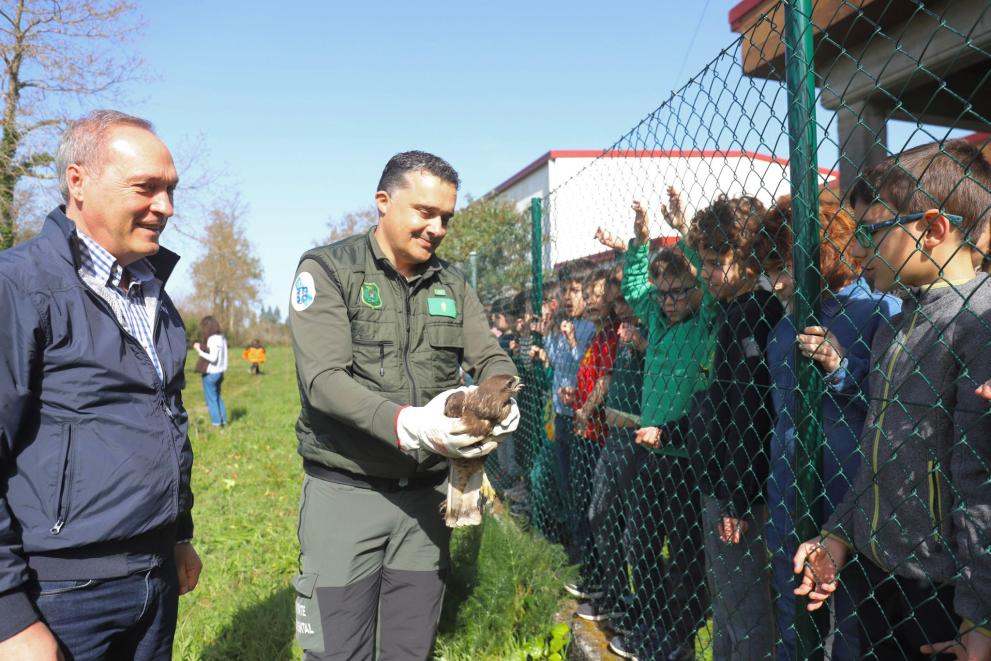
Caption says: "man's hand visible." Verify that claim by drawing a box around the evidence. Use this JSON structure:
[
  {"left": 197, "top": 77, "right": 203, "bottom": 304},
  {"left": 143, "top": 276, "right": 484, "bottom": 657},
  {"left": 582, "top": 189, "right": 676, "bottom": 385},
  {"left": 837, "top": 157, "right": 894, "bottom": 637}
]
[
  {"left": 920, "top": 623, "right": 991, "bottom": 660},
  {"left": 632, "top": 200, "right": 650, "bottom": 246},
  {"left": 175, "top": 543, "right": 203, "bottom": 595},
  {"left": 793, "top": 535, "right": 848, "bottom": 611},
  {"left": 0, "top": 621, "right": 63, "bottom": 661},
  {"left": 594, "top": 226, "right": 627, "bottom": 252},
  {"left": 797, "top": 326, "right": 845, "bottom": 374},
  {"left": 634, "top": 426, "right": 662, "bottom": 448},
  {"left": 661, "top": 186, "right": 686, "bottom": 236},
  {"left": 719, "top": 516, "right": 749, "bottom": 544},
  {"left": 396, "top": 388, "right": 495, "bottom": 459}
]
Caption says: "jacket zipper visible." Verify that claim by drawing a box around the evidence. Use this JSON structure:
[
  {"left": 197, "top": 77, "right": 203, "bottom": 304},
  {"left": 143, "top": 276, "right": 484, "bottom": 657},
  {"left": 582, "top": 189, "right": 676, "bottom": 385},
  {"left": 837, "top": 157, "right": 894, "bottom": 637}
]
[
  {"left": 927, "top": 458, "right": 944, "bottom": 551},
  {"left": 869, "top": 306, "right": 921, "bottom": 567},
  {"left": 79, "top": 284, "right": 182, "bottom": 521},
  {"left": 51, "top": 426, "right": 74, "bottom": 534},
  {"left": 400, "top": 281, "right": 418, "bottom": 406}
]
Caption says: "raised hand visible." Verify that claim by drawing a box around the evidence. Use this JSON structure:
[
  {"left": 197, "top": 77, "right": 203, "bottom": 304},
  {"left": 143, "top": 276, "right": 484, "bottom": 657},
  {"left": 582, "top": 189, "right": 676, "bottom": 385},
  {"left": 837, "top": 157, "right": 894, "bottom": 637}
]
[
  {"left": 719, "top": 516, "right": 749, "bottom": 544},
  {"left": 594, "top": 226, "right": 627, "bottom": 252},
  {"left": 632, "top": 200, "right": 650, "bottom": 246},
  {"left": 661, "top": 185, "right": 687, "bottom": 236}
]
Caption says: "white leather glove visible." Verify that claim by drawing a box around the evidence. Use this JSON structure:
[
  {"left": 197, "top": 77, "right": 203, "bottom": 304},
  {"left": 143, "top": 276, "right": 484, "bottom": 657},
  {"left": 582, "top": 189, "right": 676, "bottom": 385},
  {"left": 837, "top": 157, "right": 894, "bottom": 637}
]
[{"left": 396, "top": 387, "right": 498, "bottom": 459}]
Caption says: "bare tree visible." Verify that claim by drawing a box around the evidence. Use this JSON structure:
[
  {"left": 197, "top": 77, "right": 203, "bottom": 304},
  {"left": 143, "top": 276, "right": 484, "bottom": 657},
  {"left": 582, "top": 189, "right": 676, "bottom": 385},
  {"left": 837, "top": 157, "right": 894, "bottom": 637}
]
[
  {"left": 187, "top": 195, "right": 264, "bottom": 345},
  {"left": 0, "top": 0, "right": 142, "bottom": 249}
]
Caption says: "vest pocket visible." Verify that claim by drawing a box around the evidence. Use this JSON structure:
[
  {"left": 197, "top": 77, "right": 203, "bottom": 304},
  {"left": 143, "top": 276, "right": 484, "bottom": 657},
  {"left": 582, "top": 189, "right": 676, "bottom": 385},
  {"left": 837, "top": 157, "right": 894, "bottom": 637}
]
[
  {"left": 352, "top": 338, "right": 397, "bottom": 390},
  {"left": 426, "top": 324, "right": 464, "bottom": 387}
]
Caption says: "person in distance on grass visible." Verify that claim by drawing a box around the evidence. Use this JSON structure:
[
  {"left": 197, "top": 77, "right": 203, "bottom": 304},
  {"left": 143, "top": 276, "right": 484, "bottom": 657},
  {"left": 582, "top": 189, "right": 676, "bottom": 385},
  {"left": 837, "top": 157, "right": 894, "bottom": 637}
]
[
  {"left": 793, "top": 140, "right": 991, "bottom": 660},
  {"left": 0, "top": 110, "right": 201, "bottom": 660},
  {"left": 288, "top": 151, "right": 519, "bottom": 660}
]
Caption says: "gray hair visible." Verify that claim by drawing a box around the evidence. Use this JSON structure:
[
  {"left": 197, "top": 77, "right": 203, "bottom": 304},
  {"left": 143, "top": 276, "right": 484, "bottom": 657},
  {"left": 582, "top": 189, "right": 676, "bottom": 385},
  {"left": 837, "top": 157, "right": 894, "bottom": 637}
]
[{"left": 56, "top": 109, "right": 155, "bottom": 202}]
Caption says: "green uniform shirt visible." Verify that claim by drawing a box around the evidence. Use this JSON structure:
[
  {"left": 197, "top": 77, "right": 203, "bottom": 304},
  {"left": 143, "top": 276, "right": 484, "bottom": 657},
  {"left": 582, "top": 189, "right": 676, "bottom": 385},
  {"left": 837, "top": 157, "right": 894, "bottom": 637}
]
[
  {"left": 289, "top": 228, "right": 516, "bottom": 480},
  {"left": 621, "top": 240, "right": 717, "bottom": 428}
]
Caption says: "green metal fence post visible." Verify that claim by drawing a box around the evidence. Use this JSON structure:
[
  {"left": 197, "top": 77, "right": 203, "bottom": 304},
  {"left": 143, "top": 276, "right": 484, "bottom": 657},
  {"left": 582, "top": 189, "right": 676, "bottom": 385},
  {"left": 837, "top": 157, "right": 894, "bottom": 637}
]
[
  {"left": 784, "top": 0, "right": 827, "bottom": 658},
  {"left": 530, "top": 198, "right": 544, "bottom": 348}
]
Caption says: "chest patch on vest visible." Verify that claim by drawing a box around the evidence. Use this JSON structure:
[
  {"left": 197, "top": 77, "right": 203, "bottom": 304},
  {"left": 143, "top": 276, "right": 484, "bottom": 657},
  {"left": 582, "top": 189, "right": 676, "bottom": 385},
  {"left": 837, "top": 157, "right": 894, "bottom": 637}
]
[
  {"left": 361, "top": 282, "right": 383, "bottom": 309},
  {"left": 428, "top": 297, "right": 457, "bottom": 318}
]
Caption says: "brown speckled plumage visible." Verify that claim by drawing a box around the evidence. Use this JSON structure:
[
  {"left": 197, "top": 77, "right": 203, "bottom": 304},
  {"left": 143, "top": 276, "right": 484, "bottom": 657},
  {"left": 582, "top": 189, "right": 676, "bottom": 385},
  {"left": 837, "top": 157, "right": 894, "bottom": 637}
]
[{"left": 442, "top": 375, "right": 522, "bottom": 527}]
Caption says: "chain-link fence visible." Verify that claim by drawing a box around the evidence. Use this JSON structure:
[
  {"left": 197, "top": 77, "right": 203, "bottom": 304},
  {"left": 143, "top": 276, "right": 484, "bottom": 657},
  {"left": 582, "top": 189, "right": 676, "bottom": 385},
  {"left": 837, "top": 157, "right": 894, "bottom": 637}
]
[{"left": 485, "top": 1, "right": 991, "bottom": 659}]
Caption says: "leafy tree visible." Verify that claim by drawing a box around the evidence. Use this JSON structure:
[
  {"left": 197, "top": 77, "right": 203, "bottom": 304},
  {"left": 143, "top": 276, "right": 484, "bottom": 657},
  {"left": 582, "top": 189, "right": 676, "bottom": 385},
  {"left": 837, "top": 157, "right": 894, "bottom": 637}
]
[
  {"left": 0, "top": 1, "right": 142, "bottom": 249},
  {"left": 438, "top": 196, "right": 531, "bottom": 306},
  {"left": 187, "top": 195, "right": 263, "bottom": 344}
]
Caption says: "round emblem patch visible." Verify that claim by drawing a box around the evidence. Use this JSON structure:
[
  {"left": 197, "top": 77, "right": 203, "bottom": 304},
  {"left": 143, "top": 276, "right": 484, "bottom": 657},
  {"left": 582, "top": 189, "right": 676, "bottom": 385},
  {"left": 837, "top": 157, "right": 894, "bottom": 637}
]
[{"left": 292, "top": 272, "right": 316, "bottom": 312}]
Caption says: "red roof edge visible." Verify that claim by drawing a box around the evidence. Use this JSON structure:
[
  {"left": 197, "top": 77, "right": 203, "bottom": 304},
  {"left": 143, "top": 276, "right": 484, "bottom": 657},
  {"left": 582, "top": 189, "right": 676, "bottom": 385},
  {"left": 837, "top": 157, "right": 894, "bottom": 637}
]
[
  {"left": 729, "top": 0, "right": 767, "bottom": 31},
  {"left": 493, "top": 148, "right": 835, "bottom": 196},
  {"left": 552, "top": 236, "right": 680, "bottom": 271}
]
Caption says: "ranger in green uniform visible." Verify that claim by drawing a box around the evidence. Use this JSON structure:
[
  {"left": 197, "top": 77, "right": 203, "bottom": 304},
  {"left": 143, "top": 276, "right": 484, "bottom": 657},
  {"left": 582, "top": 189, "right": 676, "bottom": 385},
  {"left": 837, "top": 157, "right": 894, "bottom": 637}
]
[{"left": 289, "top": 151, "right": 518, "bottom": 660}]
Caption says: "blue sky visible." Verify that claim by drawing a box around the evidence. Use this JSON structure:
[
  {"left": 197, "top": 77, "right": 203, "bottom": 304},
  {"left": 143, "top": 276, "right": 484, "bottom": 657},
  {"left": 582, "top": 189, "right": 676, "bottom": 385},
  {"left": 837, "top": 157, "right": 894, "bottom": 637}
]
[{"left": 107, "top": 1, "right": 739, "bottom": 312}]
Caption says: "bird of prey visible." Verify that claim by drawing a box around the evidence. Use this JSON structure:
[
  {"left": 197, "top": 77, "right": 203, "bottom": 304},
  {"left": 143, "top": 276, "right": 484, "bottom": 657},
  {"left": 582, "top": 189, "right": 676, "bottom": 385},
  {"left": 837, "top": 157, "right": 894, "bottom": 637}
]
[{"left": 442, "top": 374, "right": 523, "bottom": 527}]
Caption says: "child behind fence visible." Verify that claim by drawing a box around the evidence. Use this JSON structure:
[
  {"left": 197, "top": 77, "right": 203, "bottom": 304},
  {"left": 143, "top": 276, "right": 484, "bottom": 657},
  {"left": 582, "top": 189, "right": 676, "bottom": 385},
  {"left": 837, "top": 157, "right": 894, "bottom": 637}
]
[
  {"left": 794, "top": 139, "right": 991, "bottom": 659},
  {"left": 663, "top": 193, "right": 783, "bottom": 660},
  {"left": 759, "top": 196, "right": 900, "bottom": 661}
]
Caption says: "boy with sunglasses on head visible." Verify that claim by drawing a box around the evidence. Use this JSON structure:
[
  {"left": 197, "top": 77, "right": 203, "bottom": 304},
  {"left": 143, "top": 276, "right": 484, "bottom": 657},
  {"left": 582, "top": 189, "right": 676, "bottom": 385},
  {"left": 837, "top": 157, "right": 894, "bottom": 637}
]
[{"left": 794, "top": 139, "right": 991, "bottom": 660}]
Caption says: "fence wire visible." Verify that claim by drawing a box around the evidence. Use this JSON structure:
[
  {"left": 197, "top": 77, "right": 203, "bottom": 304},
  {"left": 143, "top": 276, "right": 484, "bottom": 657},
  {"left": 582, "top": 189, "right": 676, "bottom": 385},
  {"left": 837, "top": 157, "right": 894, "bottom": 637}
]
[{"left": 484, "top": 1, "right": 991, "bottom": 659}]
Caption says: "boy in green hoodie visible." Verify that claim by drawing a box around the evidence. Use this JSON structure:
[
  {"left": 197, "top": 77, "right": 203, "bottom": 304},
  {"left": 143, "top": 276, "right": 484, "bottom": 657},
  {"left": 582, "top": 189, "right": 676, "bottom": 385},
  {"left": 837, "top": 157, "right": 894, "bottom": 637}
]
[{"left": 595, "top": 196, "right": 718, "bottom": 661}]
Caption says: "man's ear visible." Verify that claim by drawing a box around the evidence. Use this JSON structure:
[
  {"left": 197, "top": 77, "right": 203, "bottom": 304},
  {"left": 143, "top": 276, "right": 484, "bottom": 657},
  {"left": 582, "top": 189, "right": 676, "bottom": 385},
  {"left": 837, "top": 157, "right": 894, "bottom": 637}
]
[
  {"left": 375, "top": 190, "right": 390, "bottom": 217},
  {"left": 65, "top": 163, "right": 86, "bottom": 204}
]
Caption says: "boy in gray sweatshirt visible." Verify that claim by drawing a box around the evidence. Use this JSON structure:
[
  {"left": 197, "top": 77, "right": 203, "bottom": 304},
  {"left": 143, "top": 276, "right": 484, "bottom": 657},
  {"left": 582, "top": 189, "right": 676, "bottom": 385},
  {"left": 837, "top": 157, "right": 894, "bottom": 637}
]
[{"left": 793, "top": 139, "right": 991, "bottom": 660}]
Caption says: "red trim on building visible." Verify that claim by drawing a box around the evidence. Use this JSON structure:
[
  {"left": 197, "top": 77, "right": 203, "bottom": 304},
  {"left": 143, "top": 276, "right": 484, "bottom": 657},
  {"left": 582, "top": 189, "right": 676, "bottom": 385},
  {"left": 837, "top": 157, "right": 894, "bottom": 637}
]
[
  {"left": 962, "top": 132, "right": 990, "bottom": 145},
  {"left": 552, "top": 236, "right": 680, "bottom": 270},
  {"left": 494, "top": 148, "right": 835, "bottom": 195},
  {"left": 729, "top": 0, "right": 767, "bottom": 31}
]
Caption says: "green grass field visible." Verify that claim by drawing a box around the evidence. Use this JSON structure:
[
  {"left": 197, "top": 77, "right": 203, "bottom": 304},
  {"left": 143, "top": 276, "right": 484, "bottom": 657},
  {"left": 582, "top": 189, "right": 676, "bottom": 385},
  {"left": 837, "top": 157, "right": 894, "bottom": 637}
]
[{"left": 173, "top": 346, "right": 573, "bottom": 660}]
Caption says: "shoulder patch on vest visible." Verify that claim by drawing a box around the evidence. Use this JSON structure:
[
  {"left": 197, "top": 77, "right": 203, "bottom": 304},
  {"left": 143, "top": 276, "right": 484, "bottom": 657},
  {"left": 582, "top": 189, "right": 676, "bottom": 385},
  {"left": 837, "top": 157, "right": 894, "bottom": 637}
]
[{"left": 292, "top": 272, "right": 316, "bottom": 311}]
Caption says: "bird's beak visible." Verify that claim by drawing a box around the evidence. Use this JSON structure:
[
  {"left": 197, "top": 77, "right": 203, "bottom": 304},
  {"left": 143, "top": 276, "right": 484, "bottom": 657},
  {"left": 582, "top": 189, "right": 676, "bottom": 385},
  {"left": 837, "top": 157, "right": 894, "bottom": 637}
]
[{"left": 511, "top": 376, "right": 524, "bottom": 392}]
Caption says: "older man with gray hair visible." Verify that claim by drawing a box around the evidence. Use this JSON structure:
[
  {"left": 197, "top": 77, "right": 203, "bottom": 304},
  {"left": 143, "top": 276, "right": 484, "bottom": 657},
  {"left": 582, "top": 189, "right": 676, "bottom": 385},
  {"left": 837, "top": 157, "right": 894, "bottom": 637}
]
[{"left": 0, "top": 110, "right": 200, "bottom": 660}]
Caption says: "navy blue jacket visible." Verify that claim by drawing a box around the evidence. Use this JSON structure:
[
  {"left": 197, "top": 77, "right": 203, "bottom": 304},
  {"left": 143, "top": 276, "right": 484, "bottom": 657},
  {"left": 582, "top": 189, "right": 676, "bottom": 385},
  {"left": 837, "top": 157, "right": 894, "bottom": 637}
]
[{"left": 0, "top": 208, "right": 194, "bottom": 639}]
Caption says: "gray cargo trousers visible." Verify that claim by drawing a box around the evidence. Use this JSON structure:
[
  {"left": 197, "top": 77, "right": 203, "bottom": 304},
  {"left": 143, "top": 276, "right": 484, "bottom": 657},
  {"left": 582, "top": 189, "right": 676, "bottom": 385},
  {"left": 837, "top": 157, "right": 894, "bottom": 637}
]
[{"left": 294, "top": 473, "right": 451, "bottom": 660}]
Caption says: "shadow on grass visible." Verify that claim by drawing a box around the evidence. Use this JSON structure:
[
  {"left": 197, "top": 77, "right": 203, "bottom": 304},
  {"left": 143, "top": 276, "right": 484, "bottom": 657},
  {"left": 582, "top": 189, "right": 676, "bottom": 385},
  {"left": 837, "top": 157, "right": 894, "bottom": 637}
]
[
  {"left": 229, "top": 407, "right": 248, "bottom": 424},
  {"left": 437, "top": 523, "right": 484, "bottom": 636},
  {"left": 200, "top": 586, "right": 296, "bottom": 661}
]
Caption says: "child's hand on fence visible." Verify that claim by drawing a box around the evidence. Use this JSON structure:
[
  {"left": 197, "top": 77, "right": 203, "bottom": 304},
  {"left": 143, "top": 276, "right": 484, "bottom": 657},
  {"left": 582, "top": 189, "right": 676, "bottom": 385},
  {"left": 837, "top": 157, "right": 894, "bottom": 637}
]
[
  {"left": 558, "top": 386, "right": 576, "bottom": 407},
  {"left": 618, "top": 321, "right": 644, "bottom": 347},
  {"left": 632, "top": 200, "right": 650, "bottom": 246},
  {"left": 661, "top": 186, "right": 686, "bottom": 236},
  {"left": 719, "top": 516, "right": 749, "bottom": 544},
  {"left": 560, "top": 319, "right": 577, "bottom": 347},
  {"left": 529, "top": 345, "right": 548, "bottom": 366},
  {"left": 976, "top": 380, "right": 991, "bottom": 401},
  {"left": 634, "top": 426, "right": 662, "bottom": 448},
  {"left": 594, "top": 226, "right": 627, "bottom": 252},
  {"left": 920, "top": 622, "right": 991, "bottom": 660},
  {"left": 797, "top": 326, "right": 845, "bottom": 374},
  {"left": 793, "top": 535, "right": 847, "bottom": 611}
]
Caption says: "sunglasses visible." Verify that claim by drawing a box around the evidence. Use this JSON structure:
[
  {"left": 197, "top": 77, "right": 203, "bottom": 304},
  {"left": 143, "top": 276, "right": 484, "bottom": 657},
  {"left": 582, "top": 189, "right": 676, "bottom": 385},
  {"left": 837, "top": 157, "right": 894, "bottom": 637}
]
[{"left": 854, "top": 211, "right": 964, "bottom": 249}]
